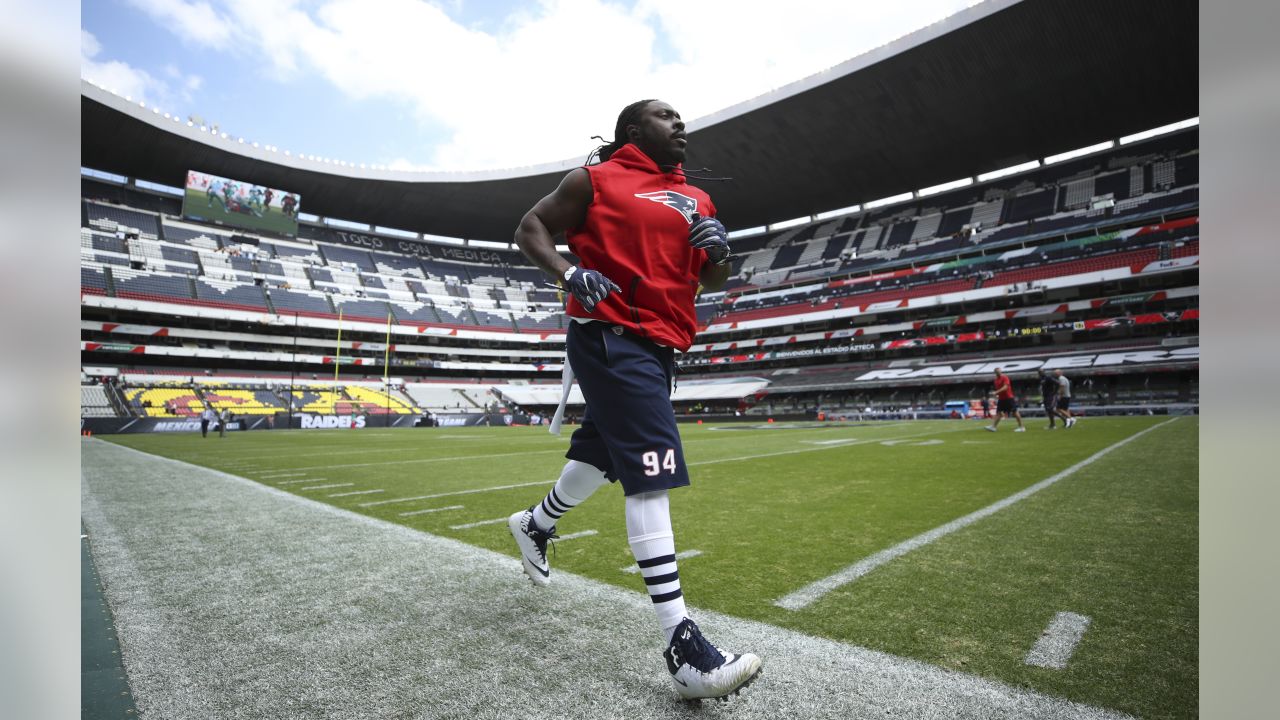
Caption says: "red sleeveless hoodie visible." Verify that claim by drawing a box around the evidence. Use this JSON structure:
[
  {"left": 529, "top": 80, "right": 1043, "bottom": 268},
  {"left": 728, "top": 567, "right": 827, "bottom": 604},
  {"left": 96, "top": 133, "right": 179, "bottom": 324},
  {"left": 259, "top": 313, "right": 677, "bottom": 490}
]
[{"left": 566, "top": 143, "right": 714, "bottom": 352}]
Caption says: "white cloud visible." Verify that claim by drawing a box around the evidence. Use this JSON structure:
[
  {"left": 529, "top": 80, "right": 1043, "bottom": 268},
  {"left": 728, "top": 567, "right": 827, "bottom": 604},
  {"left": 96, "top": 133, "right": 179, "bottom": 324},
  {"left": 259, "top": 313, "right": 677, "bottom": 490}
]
[
  {"left": 125, "top": 0, "right": 234, "bottom": 48},
  {"left": 81, "top": 29, "right": 159, "bottom": 102},
  {"left": 81, "top": 29, "right": 205, "bottom": 110},
  {"left": 95, "top": 0, "right": 984, "bottom": 170}
]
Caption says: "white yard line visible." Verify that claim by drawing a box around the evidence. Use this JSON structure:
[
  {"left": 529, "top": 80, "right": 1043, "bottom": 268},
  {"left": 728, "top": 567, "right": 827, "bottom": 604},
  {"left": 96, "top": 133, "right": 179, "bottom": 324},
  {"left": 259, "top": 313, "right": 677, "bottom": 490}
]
[
  {"left": 276, "top": 478, "right": 326, "bottom": 485},
  {"left": 360, "top": 425, "right": 964, "bottom": 510},
  {"left": 256, "top": 471, "right": 307, "bottom": 478},
  {"left": 329, "top": 489, "right": 385, "bottom": 498},
  {"left": 299, "top": 483, "right": 353, "bottom": 491},
  {"left": 775, "top": 418, "right": 1180, "bottom": 611},
  {"left": 556, "top": 530, "right": 598, "bottom": 541},
  {"left": 358, "top": 480, "right": 555, "bottom": 508},
  {"left": 448, "top": 517, "right": 509, "bottom": 530},
  {"left": 398, "top": 505, "right": 465, "bottom": 517},
  {"left": 622, "top": 549, "right": 704, "bottom": 574},
  {"left": 1025, "top": 612, "right": 1092, "bottom": 670},
  {"left": 286, "top": 448, "right": 565, "bottom": 472},
  {"left": 689, "top": 424, "right": 970, "bottom": 467}
]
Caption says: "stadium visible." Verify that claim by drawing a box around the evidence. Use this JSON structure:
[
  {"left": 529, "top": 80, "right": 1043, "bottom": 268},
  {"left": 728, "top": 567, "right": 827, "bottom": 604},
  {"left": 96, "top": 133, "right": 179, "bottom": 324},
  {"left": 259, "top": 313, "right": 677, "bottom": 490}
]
[{"left": 80, "top": 1, "right": 1197, "bottom": 718}]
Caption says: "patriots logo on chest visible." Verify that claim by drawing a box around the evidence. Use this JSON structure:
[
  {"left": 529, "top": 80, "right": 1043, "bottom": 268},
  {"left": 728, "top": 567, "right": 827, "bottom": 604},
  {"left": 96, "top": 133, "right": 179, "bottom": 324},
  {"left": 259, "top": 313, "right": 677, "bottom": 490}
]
[{"left": 634, "top": 190, "right": 698, "bottom": 223}]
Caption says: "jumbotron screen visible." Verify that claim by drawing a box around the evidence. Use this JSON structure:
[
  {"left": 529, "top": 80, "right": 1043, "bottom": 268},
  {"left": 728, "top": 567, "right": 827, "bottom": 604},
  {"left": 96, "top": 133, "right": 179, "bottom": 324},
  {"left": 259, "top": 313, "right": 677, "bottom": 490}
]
[{"left": 182, "top": 170, "right": 301, "bottom": 236}]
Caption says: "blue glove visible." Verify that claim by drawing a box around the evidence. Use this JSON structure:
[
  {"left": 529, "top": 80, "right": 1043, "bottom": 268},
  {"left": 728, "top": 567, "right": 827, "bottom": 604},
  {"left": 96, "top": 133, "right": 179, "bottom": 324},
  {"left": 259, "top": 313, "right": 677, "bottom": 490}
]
[
  {"left": 563, "top": 265, "right": 621, "bottom": 313},
  {"left": 689, "top": 213, "right": 730, "bottom": 265}
]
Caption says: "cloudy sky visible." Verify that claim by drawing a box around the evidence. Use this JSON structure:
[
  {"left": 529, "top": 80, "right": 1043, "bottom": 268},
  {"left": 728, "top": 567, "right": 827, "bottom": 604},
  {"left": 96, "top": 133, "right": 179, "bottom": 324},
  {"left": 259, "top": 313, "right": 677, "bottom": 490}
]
[{"left": 82, "top": 0, "right": 981, "bottom": 172}]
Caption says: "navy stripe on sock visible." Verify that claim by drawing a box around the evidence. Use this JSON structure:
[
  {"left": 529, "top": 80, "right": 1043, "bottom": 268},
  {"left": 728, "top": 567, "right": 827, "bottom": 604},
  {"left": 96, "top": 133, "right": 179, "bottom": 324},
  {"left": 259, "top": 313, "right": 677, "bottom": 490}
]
[
  {"left": 636, "top": 553, "right": 676, "bottom": 569},
  {"left": 549, "top": 488, "right": 571, "bottom": 511},
  {"left": 650, "top": 588, "right": 684, "bottom": 604},
  {"left": 643, "top": 571, "right": 679, "bottom": 586},
  {"left": 540, "top": 500, "right": 565, "bottom": 519}
]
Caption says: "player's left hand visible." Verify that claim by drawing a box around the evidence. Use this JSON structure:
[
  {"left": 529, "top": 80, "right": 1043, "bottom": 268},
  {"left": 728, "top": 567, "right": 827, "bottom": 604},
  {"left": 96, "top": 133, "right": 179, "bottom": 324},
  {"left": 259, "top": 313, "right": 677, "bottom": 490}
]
[{"left": 689, "top": 213, "right": 730, "bottom": 265}]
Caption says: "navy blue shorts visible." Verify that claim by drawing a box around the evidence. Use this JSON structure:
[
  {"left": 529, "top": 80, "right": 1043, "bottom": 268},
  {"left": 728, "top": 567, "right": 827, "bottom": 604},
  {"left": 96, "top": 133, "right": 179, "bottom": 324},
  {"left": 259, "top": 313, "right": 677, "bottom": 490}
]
[{"left": 565, "top": 321, "right": 690, "bottom": 496}]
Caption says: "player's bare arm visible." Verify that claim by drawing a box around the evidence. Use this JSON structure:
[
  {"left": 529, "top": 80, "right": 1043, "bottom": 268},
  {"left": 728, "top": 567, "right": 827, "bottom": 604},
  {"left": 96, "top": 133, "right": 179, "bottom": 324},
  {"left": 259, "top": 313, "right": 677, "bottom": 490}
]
[{"left": 515, "top": 168, "right": 593, "bottom": 281}]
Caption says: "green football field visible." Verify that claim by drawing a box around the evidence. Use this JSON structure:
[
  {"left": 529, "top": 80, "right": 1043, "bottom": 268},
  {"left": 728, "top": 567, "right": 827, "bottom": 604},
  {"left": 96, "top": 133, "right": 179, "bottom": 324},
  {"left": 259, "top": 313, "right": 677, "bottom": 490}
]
[{"left": 102, "top": 416, "right": 1198, "bottom": 719}]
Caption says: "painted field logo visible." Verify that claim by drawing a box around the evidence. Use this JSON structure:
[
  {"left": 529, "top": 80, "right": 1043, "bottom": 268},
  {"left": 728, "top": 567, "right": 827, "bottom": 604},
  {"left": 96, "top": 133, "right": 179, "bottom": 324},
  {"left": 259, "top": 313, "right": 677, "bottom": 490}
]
[{"left": 300, "top": 414, "right": 367, "bottom": 429}]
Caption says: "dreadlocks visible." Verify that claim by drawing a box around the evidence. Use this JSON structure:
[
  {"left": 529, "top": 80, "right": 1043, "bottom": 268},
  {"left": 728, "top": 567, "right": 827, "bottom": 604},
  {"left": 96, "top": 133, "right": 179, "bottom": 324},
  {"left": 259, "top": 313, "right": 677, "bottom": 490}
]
[{"left": 589, "top": 98, "right": 657, "bottom": 164}]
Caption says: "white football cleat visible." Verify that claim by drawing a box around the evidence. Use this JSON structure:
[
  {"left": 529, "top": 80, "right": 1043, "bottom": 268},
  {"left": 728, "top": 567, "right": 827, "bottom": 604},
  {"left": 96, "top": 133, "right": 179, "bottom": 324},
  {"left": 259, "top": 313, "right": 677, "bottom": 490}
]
[
  {"left": 1014, "top": 427, "right": 1026, "bottom": 432},
  {"left": 665, "top": 618, "right": 762, "bottom": 702},
  {"left": 508, "top": 507, "right": 556, "bottom": 586},
  {"left": 984, "top": 426, "right": 997, "bottom": 432}
]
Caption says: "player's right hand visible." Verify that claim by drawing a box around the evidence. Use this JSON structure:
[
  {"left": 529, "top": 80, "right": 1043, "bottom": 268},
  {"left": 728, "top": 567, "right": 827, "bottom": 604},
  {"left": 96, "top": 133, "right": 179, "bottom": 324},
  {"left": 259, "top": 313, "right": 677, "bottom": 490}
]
[{"left": 563, "top": 265, "right": 621, "bottom": 313}]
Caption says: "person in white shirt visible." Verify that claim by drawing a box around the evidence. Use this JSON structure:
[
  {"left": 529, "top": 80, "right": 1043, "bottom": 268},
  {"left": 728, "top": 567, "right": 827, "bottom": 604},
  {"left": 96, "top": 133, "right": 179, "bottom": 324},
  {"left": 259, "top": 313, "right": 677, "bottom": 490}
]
[
  {"left": 200, "top": 407, "right": 216, "bottom": 438},
  {"left": 1054, "top": 370, "right": 1077, "bottom": 428}
]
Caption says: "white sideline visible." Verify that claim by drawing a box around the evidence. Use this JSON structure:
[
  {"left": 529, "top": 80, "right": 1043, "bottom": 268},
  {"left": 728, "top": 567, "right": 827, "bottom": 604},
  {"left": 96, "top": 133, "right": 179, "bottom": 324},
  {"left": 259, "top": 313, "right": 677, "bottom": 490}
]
[
  {"left": 774, "top": 418, "right": 1179, "bottom": 611},
  {"left": 1025, "top": 612, "right": 1092, "bottom": 669},
  {"left": 82, "top": 439, "right": 1134, "bottom": 720}
]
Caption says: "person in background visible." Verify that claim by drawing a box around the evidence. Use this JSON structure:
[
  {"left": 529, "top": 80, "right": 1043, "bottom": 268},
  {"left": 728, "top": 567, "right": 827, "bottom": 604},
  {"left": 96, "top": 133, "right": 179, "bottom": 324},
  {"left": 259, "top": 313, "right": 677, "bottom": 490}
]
[
  {"left": 985, "top": 368, "right": 1026, "bottom": 432},
  {"left": 1054, "top": 369, "right": 1077, "bottom": 428},
  {"left": 200, "top": 406, "right": 216, "bottom": 438},
  {"left": 1039, "top": 369, "right": 1060, "bottom": 430}
]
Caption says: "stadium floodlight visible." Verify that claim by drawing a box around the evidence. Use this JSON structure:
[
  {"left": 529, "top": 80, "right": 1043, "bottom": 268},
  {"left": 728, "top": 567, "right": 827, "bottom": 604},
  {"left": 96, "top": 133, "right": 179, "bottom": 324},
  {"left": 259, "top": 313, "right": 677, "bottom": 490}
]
[
  {"left": 768, "top": 216, "right": 811, "bottom": 231},
  {"left": 728, "top": 226, "right": 767, "bottom": 239},
  {"left": 918, "top": 177, "right": 973, "bottom": 197},
  {"left": 554, "top": 244, "right": 571, "bottom": 252},
  {"left": 1119, "top": 117, "right": 1199, "bottom": 145},
  {"left": 864, "top": 191, "right": 915, "bottom": 209},
  {"left": 814, "top": 204, "right": 862, "bottom": 221},
  {"left": 470, "top": 239, "right": 509, "bottom": 249},
  {"left": 424, "top": 234, "right": 465, "bottom": 246},
  {"left": 977, "top": 160, "right": 1041, "bottom": 182},
  {"left": 1044, "top": 140, "right": 1114, "bottom": 165}
]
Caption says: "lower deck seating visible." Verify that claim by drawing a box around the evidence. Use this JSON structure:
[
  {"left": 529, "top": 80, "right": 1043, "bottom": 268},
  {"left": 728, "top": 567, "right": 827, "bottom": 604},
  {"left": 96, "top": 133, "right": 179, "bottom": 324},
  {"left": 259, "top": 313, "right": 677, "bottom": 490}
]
[
  {"left": 125, "top": 387, "right": 205, "bottom": 417},
  {"left": 202, "top": 388, "right": 286, "bottom": 415}
]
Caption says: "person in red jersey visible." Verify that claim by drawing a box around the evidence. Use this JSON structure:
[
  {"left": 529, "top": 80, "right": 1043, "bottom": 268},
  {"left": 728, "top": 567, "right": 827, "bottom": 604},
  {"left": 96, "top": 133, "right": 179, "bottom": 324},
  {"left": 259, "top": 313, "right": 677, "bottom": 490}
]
[
  {"left": 506, "top": 100, "right": 761, "bottom": 701},
  {"left": 985, "top": 367, "right": 1026, "bottom": 432}
]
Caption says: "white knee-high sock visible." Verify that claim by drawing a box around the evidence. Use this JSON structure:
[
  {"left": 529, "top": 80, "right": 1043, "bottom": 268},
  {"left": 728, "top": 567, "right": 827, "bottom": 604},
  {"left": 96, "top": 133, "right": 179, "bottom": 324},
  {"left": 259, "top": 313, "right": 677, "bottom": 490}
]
[
  {"left": 626, "top": 490, "right": 688, "bottom": 642},
  {"left": 531, "top": 460, "right": 608, "bottom": 531}
]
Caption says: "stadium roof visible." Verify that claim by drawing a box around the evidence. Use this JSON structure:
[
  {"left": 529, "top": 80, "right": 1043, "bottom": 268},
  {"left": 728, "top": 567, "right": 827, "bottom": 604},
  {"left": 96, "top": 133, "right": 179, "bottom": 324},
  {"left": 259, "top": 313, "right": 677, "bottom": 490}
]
[{"left": 81, "top": 0, "right": 1196, "bottom": 241}]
